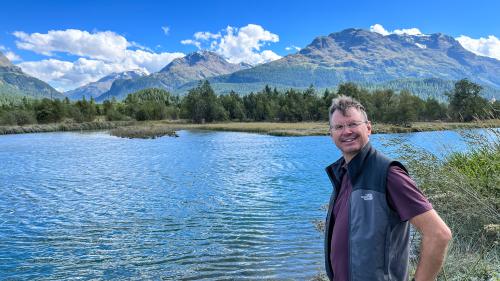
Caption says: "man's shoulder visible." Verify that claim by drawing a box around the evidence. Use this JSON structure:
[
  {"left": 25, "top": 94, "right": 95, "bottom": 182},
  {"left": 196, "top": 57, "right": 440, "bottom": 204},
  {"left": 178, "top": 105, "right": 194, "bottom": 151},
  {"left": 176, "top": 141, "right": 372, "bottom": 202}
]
[{"left": 388, "top": 161, "right": 409, "bottom": 175}]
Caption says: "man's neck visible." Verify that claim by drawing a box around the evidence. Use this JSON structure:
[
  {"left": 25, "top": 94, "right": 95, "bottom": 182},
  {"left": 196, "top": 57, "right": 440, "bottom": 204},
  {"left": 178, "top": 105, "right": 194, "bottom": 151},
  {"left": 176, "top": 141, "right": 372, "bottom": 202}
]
[
  {"left": 343, "top": 154, "right": 355, "bottom": 164},
  {"left": 342, "top": 142, "right": 370, "bottom": 163}
]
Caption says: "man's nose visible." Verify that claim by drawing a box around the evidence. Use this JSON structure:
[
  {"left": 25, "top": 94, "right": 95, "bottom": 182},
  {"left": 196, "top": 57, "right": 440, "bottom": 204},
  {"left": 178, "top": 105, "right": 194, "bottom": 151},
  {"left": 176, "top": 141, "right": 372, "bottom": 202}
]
[{"left": 341, "top": 125, "right": 353, "bottom": 134}]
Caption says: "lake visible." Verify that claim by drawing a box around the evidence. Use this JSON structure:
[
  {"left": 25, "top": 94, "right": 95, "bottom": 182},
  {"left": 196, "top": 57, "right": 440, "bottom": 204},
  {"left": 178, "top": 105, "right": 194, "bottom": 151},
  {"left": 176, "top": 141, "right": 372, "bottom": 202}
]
[{"left": 0, "top": 129, "right": 484, "bottom": 280}]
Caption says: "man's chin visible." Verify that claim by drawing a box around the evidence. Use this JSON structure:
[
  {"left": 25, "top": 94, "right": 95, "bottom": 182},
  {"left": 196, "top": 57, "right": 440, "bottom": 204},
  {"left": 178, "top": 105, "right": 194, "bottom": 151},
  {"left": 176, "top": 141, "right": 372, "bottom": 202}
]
[
  {"left": 341, "top": 146, "right": 361, "bottom": 155},
  {"left": 341, "top": 143, "right": 360, "bottom": 150}
]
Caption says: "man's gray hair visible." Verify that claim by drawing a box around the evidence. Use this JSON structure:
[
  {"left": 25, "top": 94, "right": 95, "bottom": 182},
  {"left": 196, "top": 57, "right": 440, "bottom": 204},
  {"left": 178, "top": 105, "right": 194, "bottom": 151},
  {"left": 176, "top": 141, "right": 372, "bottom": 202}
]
[{"left": 329, "top": 95, "right": 368, "bottom": 124}]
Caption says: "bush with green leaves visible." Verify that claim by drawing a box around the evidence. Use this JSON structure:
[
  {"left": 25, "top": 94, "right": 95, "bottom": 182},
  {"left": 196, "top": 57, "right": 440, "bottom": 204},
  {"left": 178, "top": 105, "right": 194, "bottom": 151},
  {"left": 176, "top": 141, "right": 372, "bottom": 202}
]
[
  {"left": 34, "top": 98, "right": 64, "bottom": 123},
  {"left": 0, "top": 110, "right": 36, "bottom": 125}
]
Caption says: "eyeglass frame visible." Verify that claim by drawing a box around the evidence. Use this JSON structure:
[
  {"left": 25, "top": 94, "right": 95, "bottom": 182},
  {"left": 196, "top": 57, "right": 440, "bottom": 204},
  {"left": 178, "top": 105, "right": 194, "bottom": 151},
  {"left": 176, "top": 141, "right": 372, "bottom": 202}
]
[{"left": 329, "top": 120, "right": 369, "bottom": 133}]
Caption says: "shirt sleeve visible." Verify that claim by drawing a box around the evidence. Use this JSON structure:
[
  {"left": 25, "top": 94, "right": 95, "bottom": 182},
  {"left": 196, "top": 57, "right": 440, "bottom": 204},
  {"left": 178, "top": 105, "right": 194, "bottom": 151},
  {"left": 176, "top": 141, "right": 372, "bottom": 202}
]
[{"left": 386, "top": 165, "right": 433, "bottom": 221}]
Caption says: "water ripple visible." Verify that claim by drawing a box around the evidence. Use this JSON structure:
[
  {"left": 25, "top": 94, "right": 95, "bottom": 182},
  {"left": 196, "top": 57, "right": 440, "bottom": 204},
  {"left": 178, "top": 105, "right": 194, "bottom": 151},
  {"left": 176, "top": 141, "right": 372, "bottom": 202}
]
[{"left": 0, "top": 130, "right": 481, "bottom": 280}]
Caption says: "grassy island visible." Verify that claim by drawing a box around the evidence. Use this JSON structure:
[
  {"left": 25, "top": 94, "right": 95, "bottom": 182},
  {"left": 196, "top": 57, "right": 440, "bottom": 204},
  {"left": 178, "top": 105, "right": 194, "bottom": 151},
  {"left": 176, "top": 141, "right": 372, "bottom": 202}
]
[{"left": 109, "top": 124, "right": 178, "bottom": 139}]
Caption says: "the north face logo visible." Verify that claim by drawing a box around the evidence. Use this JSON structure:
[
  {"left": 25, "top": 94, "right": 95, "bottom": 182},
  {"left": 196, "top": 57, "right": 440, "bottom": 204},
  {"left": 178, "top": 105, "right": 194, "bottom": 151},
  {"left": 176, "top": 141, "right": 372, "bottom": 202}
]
[{"left": 361, "top": 193, "right": 373, "bottom": 200}]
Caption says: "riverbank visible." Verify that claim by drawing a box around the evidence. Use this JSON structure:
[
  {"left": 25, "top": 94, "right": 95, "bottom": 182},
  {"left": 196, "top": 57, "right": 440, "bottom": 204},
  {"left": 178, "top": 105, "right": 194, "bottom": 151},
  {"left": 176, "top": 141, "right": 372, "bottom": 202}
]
[{"left": 1, "top": 119, "right": 499, "bottom": 137}]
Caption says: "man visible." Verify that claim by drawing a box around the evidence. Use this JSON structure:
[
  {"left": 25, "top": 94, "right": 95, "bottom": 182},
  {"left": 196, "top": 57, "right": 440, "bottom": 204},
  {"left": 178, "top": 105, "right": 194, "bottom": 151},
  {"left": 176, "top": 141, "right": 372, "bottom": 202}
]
[{"left": 324, "top": 96, "right": 452, "bottom": 281}]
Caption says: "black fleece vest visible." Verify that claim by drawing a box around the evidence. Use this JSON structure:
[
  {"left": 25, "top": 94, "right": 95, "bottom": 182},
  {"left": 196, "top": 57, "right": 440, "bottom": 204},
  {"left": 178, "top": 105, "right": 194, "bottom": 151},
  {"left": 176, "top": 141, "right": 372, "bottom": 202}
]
[{"left": 324, "top": 142, "right": 410, "bottom": 281}]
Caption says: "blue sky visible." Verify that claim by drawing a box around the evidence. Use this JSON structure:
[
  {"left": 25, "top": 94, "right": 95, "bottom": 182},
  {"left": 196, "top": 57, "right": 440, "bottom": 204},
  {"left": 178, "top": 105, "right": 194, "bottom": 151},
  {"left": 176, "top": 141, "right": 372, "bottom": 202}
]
[{"left": 1, "top": 0, "right": 499, "bottom": 91}]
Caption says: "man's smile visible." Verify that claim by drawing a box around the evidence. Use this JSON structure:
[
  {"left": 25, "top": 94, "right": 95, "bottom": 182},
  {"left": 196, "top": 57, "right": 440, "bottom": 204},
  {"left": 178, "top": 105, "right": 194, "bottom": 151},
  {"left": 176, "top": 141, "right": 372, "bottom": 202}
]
[{"left": 340, "top": 136, "right": 357, "bottom": 143}]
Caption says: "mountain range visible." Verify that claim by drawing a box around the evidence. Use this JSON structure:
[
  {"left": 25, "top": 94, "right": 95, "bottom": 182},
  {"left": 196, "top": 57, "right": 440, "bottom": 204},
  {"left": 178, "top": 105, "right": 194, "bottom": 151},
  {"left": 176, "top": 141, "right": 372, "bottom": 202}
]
[
  {"left": 65, "top": 69, "right": 147, "bottom": 100},
  {"left": 1, "top": 28, "right": 500, "bottom": 103},
  {"left": 102, "top": 28, "right": 500, "bottom": 100},
  {"left": 0, "top": 51, "right": 62, "bottom": 101},
  {"left": 96, "top": 50, "right": 251, "bottom": 101},
  {"left": 201, "top": 28, "right": 500, "bottom": 96}
]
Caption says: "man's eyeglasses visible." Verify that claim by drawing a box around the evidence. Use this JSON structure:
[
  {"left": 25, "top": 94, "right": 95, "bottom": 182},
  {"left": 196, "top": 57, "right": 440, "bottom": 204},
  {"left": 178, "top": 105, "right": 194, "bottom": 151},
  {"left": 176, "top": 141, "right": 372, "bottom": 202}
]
[{"left": 329, "top": 121, "right": 368, "bottom": 132}]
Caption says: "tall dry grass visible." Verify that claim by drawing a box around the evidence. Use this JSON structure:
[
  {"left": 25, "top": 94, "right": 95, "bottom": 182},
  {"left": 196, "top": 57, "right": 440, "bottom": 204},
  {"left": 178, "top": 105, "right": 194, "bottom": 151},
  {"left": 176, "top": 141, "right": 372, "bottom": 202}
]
[{"left": 388, "top": 127, "right": 499, "bottom": 280}]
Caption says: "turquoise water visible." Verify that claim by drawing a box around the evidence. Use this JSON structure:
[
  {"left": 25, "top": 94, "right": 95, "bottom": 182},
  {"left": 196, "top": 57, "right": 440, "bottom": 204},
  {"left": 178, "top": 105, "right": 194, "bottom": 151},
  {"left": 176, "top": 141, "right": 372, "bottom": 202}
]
[{"left": 0, "top": 129, "right": 483, "bottom": 280}]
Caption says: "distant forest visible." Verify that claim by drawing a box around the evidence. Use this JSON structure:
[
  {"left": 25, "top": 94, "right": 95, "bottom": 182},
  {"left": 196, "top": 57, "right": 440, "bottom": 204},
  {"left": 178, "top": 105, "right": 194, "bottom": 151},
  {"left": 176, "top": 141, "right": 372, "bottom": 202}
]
[{"left": 1, "top": 79, "right": 499, "bottom": 126}]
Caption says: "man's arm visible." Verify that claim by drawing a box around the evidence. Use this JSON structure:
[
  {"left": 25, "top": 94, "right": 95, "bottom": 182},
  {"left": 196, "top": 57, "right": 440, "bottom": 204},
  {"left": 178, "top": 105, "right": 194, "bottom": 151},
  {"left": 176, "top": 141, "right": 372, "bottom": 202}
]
[{"left": 410, "top": 209, "right": 452, "bottom": 281}]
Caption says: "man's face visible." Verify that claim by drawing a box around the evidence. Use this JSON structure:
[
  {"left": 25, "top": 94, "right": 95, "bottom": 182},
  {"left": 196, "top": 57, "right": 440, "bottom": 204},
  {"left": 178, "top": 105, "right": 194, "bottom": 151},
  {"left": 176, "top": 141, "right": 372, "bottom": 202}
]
[{"left": 330, "top": 107, "right": 372, "bottom": 162}]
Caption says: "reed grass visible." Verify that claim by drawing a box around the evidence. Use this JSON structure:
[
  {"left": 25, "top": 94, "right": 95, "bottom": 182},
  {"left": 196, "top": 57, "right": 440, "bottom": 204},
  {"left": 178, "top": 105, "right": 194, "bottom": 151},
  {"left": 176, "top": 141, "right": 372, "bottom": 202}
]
[
  {"left": 1, "top": 119, "right": 499, "bottom": 137},
  {"left": 109, "top": 124, "right": 178, "bottom": 139},
  {"left": 387, "top": 127, "right": 499, "bottom": 280},
  {"left": 0, "top": 120, "right": 133, "bottom": 135}
]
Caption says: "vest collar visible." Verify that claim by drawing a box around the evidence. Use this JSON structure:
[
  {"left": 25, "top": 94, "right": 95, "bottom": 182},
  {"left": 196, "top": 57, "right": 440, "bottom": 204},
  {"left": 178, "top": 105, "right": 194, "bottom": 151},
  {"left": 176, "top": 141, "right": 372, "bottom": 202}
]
[
  {"left": 346, "top": 141, "right": 373, "bottom": 181},
  {"left": 326, "top": 141, "right": 373, "bottom": 187}
]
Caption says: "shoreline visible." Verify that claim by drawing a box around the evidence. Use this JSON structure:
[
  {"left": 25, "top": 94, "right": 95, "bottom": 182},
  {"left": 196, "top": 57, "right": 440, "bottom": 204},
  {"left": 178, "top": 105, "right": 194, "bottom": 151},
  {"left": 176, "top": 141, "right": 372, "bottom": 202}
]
[
  {"left": 1, "top": 119, "right": 499, "bottom": 137},
  {"left": 0, "top": 121, "right": 134, "bottom": 135}
]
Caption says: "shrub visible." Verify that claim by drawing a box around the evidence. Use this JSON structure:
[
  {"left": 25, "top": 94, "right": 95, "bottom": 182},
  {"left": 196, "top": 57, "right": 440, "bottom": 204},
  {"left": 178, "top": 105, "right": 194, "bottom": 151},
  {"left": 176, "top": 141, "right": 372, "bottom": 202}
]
[
  {"left": 0, "top": 111, "right": 17, "bottom": 125},
  {"left": 105, "top": 109, "right": 127, "bottom": 121},
  {"left": 35, "top": 99, "right": 64, "bottom": 124},
  {"left": 14, "top": 110, "right": 36, "bottom": 125}
]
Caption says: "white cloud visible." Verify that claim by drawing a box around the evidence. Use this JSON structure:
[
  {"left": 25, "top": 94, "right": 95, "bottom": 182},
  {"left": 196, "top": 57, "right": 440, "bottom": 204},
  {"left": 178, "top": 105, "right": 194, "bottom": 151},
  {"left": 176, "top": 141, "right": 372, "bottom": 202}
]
[
  {"left": 122, "top": 49, "right": 184, "bottom": 72},
  {"left": 393, "top": 28, "right": 422, "bottom": 36},
  {"left": 12, "top": 29, "right": 184, "bottom": 91},
  {"left": 0, "top": 45, "right": 22, "bottom": 62},
  {"left": 456, "top": 35, "right": 500, "bottom": 61},
  {"left": 182, "top": 24, "right": 281, "bottom": 65},
  {"left": 18, "top": 59, "right": 74, "bottom": 88},
  {"left": 181, "top": 39, "right": 201, "bottom": 49},
  {"left": 259, "top": 50, "right": 282, "bottom": 62},
  {"left": 13, "top": 29, "right": 129, "bottom": 61},
  {"left": 129, "top": 41, "right": 152, "bottom": 52},
  {"left": 162, "top": 26, "right": 170, "bottom": 35},
  {"left": 194, "top": 31, "right": 221, "bottom": 41},
  {"left": 285, "top": 45, "right": 301, "bottom": 51},
  {"left": 5, "top": 51, "right": 21, "bottom": 61},
  {"left": 19, "top": 58, "right": 146, "bottom": 91},
  {"left": 18, "top": 51, "right": 184, "bottom": 91},
  {"left": 370, "top": 24, "right": 390, "bottom": 36},
  {"left": 370, "top": 24, "right": 423, "bottom": 36}
]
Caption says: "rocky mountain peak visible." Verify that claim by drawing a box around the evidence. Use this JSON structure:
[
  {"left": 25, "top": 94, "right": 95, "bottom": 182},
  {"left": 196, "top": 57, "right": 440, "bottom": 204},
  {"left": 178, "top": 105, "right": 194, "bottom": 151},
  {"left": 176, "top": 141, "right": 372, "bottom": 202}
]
[
  {"left": 97, "top": 69, "right": 148, "bottom": 82},
  {"left": 161, "top": 50, "right": 230, "bottom": 72},
  {"left": 98, "top": 50, "right": 248, "bottom": 101},
  {"left": 330, "top": 28, "right": 384, "bottom": 46},
  {"left": 215, "top": 27, "right": 500, "bottom": 93},
  {"left": 65, "top": 69, "right": 148, "bottom": 100}
]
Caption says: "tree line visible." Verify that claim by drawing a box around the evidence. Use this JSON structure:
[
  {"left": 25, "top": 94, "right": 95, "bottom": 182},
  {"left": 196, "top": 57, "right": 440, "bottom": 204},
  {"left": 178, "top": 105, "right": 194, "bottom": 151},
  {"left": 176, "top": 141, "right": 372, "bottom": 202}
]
[{"left": 1, "top": 79, "right": 498, "bottom": 126}]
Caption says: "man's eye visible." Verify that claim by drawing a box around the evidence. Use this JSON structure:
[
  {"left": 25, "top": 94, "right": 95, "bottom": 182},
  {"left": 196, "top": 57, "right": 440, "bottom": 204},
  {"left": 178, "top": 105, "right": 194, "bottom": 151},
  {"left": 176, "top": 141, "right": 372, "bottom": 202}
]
[{"left": 334, "top": 125, "right": 344, "bottom": 130}]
